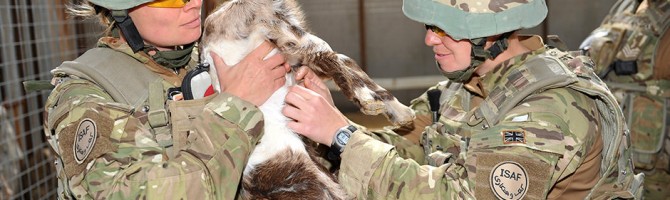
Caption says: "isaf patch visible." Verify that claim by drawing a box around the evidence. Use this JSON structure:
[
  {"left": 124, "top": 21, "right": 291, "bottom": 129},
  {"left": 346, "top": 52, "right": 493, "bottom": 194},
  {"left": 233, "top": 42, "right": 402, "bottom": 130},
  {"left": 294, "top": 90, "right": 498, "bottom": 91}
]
[
  {"left": 74, "top": 118, "right": 97, "bottom": 164},
  {"left": 475, "top": 153, "right": 554, "bottom": 200},
  {"left": 502, "top": 130, "right": 526, "bottom": 144},
  {"left": 489, "top": 161, "right": 528, "bottom": 200}
]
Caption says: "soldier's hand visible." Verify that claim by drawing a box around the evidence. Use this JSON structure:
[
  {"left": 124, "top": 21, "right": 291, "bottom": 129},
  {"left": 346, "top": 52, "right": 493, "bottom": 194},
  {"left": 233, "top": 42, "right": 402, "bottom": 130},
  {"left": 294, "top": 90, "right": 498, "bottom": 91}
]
[
  {"left": 211, "top": 41, "right": 290, "bottom": 106},
  {"left": 294, "top": 66, "right": 334, "bottom": 107},
  {"left": 283, "top": 85, "right": 349, "bottom": 146}
]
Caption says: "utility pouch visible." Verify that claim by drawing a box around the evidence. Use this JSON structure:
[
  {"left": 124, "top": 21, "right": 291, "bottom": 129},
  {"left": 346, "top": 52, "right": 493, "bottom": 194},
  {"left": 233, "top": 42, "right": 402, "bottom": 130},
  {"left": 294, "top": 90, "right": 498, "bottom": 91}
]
[
  {"left": 421, "top": 123, "right": 461, "bottom": 166},
  {"left": 623, "top": 93, "right": 667, "bottom": 169},
  {"left": 181, "top": 63, "right": 215, "bottom": 100}
]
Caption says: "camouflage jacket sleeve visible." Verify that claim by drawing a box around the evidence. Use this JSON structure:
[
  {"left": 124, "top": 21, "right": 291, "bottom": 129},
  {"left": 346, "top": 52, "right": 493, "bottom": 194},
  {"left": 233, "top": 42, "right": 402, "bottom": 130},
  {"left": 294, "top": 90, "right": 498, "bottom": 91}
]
[
  {"left": 337, "top": 87, "right": 600, "bottom": 199},
  {"left": 337, "top": 132, "right": 471, "bottom": 199},
  {"left": 45, "top": 79, "right": 263, "bottom": 199},
  {"left": 351, "top": 87, "right": 435, "bottom": 164},
  {"left": 354, "top": 123, "right": 428, "bottom": 164}
]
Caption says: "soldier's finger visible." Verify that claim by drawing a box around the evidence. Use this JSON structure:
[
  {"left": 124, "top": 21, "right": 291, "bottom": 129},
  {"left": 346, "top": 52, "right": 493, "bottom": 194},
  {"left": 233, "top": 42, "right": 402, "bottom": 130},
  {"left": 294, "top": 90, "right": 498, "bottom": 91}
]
[
  {"left": 294, "top": 66, "right": 310, "bottom": 81},
  {"left": 263, "top": 53, "right": 286, "bottom": 69},
  {"left": 209, "top": 51, "right": 229, "bottom": 68},
  {"left": 249, "top": 41, "right": 276, "bottom": 60},
  {"left": 285, "top": 88, "right": 308, "bottom": 106},
  {"left": 282, "top": 104, "right": 302, "bottom": 121},
  {"left": 289, "top": 85, "right": 319, "bottom": 102},
  {"left": 273, "top": 77, "right": 286, "bottom": 89},
  {"left": 271, "top": 64, "right": 288, "bottom": 79}
]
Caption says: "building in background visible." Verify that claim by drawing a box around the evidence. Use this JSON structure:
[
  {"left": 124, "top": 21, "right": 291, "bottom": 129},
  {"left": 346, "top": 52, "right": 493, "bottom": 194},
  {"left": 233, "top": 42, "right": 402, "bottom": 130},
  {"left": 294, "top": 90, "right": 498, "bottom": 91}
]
[{"left": 0, "top": 0, "right": 617, "bottom": 199}]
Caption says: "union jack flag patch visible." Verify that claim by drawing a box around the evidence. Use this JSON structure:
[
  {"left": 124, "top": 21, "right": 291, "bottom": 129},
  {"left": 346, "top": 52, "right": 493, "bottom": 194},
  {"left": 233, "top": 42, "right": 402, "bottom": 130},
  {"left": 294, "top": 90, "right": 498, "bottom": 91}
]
[{"left": 502, "top": 130, "right": 526, "bottom": 144}]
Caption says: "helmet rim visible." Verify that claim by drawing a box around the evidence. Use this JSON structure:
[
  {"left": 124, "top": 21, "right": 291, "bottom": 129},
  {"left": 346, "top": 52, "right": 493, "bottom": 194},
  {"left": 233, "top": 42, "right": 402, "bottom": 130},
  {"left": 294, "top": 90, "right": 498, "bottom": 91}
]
[
  {"left": 88, "top": 0, "right": 154, "bottom": 10},
  {"left": 402, "top": 0, "right": 548, "bottom": 40}
]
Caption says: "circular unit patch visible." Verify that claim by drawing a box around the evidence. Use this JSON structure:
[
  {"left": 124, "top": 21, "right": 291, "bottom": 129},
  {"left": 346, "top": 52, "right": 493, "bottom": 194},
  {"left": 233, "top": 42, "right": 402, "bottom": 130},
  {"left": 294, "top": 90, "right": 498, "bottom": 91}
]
[
  {"left": 73, "top": 118, "right": 97, "bottom": 164},
  {"left": 489, "top": 161, "right": 529, "bottom": 200}
]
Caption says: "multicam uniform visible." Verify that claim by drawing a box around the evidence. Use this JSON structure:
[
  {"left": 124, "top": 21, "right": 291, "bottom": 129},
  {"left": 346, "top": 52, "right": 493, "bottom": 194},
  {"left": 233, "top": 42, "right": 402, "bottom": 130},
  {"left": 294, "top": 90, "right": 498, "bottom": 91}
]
[
  {"left": 337, "top": 36, "right": 643, "bottom": 199},
  {"left": 582, "top": 0, "right": 670, "bottom": 198},
  {"left": 43, "top": 38, "right": 264, "bottom": 199}
]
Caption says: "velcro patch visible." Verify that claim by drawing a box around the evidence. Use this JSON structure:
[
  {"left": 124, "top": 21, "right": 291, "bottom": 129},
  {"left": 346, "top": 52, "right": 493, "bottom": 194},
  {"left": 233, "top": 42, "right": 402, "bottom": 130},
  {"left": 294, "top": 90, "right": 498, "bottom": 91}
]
[
  {"left": 502, "top": 130, "right": 526, "bottom": 144},
  {"left": 474, "top": 152, "right": 553, "bottom": 200},
  {"left": 58, "top": 108, "right": 116, "bottom": 179},
  {"left": 74, "top": 118, "right": 97, "bottom": 164},
  {"left": 490, "top": 161, "right": 528, "bottom": 199}
]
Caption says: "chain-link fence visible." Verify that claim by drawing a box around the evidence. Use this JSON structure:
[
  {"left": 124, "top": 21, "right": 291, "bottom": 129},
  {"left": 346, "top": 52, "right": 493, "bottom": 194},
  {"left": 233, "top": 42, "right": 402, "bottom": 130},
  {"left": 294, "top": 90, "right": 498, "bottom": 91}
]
[{"left": 1, "top": 1, "right": 102, "bottom": 199}]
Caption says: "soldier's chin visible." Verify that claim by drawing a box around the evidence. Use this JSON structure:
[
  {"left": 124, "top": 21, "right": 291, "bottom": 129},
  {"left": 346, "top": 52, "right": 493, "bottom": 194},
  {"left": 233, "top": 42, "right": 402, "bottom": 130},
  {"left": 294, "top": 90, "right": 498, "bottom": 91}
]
[{"left": 438, "top": 63, "right": 466, "bottom": 73}]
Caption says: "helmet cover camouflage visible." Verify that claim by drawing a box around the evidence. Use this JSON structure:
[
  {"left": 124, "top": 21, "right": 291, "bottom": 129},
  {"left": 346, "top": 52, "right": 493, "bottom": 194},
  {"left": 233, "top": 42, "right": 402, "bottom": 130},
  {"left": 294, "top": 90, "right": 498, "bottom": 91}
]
[
  {"left": 87, "top": 0, "right": 154, "bottom": 10},
  {"left": 402, "top": 0, "right": 548, "bottom": 40}
]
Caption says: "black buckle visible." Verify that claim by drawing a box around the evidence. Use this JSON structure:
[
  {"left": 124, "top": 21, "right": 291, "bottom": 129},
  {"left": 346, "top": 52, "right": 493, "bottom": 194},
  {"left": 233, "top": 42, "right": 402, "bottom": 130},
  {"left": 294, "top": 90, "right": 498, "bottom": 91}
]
[{"left": 612, "top": 60, "right": 638, "bottom": 76}]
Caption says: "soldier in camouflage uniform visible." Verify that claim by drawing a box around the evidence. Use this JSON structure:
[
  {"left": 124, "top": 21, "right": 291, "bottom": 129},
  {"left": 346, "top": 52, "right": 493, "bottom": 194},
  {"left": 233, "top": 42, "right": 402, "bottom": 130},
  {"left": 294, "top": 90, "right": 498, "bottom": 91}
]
[
  {"left": 41, "top": 0, "right": 289, "bottom": 199},
  {"left": 284, "top": 0, "right": 645, "bottom": 199},
  {"left": 581, "top": 0, "right": 670, "bottom": 198}
]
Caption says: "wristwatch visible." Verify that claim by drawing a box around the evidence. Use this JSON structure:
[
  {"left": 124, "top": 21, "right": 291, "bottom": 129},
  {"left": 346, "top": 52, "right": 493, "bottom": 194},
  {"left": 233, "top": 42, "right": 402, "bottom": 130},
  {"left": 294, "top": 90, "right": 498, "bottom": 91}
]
[{"left": 330, "top": 125, "right": 358, "bottom": 156}]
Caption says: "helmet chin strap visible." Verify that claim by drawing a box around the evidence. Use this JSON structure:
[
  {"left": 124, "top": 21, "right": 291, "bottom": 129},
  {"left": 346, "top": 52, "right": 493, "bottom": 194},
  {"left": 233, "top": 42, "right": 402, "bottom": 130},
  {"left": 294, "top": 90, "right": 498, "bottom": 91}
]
[
  {"left": 109, "top": 10, "right": 194, "bottom": 69},
  {"left": 111, "top": 10, "right": 144, "bottom": 53},
  {"left": 438, "top": 32, "right": 512, "bottom": 83}
]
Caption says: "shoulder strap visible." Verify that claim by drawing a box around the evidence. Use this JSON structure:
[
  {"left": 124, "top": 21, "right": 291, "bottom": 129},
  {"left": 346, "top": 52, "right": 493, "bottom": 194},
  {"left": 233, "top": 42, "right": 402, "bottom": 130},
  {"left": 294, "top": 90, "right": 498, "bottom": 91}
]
[
  {"left": 52, "top": 47, "right": 161, "bottom": 107},
  {"left": 645, "top": 0, "right": 670, "bottom": 36},
  {"left": 474, "top": 48, "right": 578, "bottom": 126},
  {"left": 52, "top": 47, "right": 171, "bottom": 128},
  {"left": 52, "top": 48, "right": 160, "bottom": 105},
  {"left": 567, "top": 55, "right": 645, "bottom": 200}
]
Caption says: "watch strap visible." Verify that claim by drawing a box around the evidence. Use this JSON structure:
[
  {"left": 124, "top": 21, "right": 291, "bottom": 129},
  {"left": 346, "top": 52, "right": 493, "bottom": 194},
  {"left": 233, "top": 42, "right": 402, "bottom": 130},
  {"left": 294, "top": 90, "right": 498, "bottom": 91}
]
[{"left": 329, "top": 125, "right": 357, "bottom": 159}]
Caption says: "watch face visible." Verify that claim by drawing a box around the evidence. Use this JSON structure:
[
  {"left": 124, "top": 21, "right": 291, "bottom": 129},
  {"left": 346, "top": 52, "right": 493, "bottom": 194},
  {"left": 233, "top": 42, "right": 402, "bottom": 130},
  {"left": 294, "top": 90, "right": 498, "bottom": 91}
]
[{"left": 336, "top": 131, "right": 350, "bottom": 145}]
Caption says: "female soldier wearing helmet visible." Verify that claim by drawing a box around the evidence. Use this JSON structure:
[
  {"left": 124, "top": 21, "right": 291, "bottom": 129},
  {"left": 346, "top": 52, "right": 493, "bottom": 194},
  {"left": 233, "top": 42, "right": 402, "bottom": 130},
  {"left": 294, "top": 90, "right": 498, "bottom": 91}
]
[
  {"left": 283, "top": 0, "right": 644, "bottom": 199},
  {"left": 43, "top": 0, "right": 289, "bottom": 199}
]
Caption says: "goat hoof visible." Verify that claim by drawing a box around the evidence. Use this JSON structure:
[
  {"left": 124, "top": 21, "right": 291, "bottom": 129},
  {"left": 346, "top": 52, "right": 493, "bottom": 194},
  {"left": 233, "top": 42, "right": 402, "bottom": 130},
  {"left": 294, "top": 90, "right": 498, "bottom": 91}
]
[
  {"left": 359, "top": 100, "right": 386, "bottom": 115},
  {"left": 384, "top": 100, "right": 415, "bottom": 126}
]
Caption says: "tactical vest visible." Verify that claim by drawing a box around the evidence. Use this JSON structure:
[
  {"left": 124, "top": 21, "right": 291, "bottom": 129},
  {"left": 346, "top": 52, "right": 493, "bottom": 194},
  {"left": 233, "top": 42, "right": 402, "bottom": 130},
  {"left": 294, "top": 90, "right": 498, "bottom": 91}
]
[
  {"left": 585, "top": 0, "right": 670, "bottom": 172},
  {"left": 43, "top": 47, "right": 205, "bottom": 198},
  {"left": 47, "top": 47, "right": 175, "bottom": 147},
  {"left": 419, "top": 48, "right": 644, "bottom": 199},
  {"left": 587, "top": 0, "right": 670, "bottom": 80}
]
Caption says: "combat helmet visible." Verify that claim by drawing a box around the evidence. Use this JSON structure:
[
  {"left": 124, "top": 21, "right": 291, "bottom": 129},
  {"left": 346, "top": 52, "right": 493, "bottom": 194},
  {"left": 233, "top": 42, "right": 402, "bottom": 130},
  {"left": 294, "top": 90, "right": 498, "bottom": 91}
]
[
  {"left": 402, "top": 0, "right": 548, "bottom": 82},
  {"left": 88, "top": 0, "right": 154, "bottom": 10},
  {"left": 86, "top": 0, "right": 196, "bottom": 68}
]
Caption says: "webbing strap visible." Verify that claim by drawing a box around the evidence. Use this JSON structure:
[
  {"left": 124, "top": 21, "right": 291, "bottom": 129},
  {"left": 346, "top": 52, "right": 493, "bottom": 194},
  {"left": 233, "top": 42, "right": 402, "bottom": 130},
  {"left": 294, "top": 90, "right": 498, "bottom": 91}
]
[
  {"left": 53, "top": 47, "right": 170, "bottom": 129},
  {"left": 474, "top": 50, "right": 577, "bottom": 126},
  {"left": 646, "top": 0, "right": 670, "bottom": 34},
  {"left": 22, "top": 80, "right": 54, "bottom": 93},
  {"left": 54, "top": 48, "right": 157, "bottom": 108},
  {"left": 605, "top": 79, "right": 670, "bottom": 97},
  {"left": 148, "top": 79, "right": 169, "bottom": 128}
]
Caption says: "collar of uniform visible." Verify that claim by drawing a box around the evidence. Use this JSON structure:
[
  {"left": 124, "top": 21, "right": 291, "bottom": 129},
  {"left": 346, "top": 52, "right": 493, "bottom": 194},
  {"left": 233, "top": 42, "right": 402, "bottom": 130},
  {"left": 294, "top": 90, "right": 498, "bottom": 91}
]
[
  {"left": 463, "top": 75, "right": 486, "bottom": 98},
  {"left": 518, "top": 35, "right": 545, "bottom": 51},
  {"left": 478, "top": 35, "right": 547, "bottom": 97},
  {"left": 97, "top": 37, "right": 187, "bottom": 86}
]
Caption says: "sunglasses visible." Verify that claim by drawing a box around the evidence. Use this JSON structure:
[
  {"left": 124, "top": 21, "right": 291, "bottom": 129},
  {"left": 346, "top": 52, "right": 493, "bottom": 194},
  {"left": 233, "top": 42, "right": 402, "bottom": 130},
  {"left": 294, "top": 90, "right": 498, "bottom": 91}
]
[
  {"left": 425, "top": 24, "right": 447, "bottom": 37},
  {"left": 147, "top": 0, "right": 191, "bottom": 8}
]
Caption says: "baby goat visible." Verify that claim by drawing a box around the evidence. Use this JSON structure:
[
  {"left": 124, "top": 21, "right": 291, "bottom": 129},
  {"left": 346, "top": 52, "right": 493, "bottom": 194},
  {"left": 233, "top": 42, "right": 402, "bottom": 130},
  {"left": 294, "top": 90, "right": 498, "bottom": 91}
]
[{"left": 201, "top": 0, "right": 415, "bottom": 199}]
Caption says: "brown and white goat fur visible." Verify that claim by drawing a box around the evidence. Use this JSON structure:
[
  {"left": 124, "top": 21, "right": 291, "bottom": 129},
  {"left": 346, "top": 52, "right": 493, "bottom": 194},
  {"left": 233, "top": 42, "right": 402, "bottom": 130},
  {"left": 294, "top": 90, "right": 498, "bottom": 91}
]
[{"left": 202, "top": 0, "right": 415, "bottom": 199}]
